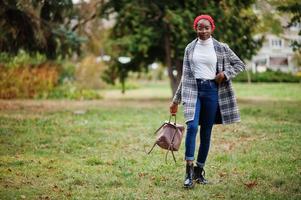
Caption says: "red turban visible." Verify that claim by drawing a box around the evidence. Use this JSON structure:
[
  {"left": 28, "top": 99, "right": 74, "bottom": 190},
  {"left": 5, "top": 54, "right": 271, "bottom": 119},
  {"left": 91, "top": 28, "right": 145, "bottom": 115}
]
[{"left": 193, "top": 15, "right": 215, "bottom": 32}]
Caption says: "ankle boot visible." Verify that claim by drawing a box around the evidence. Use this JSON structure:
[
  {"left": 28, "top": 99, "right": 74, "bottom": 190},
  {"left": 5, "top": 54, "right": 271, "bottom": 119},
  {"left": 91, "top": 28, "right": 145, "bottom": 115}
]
[
  {"left": 183, "top": 163, "right": 194, "bottom": 188},
  {"left": 193, "top": 166, "right": 208, "bottom": 184}
]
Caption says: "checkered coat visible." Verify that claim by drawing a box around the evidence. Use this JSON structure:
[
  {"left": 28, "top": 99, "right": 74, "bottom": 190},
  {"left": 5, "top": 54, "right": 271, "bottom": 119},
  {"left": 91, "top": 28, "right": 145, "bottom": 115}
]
[{"left": 172, "top": 38, "right": 246, "bottom": 125}]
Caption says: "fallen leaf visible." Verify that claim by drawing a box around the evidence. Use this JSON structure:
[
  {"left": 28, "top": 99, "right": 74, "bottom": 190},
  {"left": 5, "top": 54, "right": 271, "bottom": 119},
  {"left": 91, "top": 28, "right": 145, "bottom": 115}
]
[
  {"left": 138, "top": 172, "right": 148, "bottom": 177},
  {"left": 219, "top": 172, "right": 227, "bottom": 177},
  {"left": 244, "top": 180, "right": 258, "bottom": 189}
]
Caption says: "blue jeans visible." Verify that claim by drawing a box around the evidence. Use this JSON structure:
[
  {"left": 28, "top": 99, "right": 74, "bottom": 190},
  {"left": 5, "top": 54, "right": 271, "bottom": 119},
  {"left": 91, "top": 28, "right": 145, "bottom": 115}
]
[{"left": 185, "top": 79, "right": 219, "bottom": 168}]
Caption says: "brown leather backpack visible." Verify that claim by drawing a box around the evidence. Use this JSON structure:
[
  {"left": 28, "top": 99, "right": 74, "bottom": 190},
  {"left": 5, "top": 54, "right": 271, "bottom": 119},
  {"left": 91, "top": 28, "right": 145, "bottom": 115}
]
[{"left": 147, "top": 115, "right": 185, "bottom": 163}]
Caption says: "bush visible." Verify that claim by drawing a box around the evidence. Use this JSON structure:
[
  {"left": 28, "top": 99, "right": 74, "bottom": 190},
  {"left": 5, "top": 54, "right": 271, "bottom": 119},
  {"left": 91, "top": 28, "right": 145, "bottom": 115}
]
[
  {"left": 0, "top": 51, "right": 106, "bottom": 99},
  {"left": 0, "top": 50, "right": 60, "bottom": 99},
  {"left": 75, "top": 56, "right": 108, "bottom": 90},
  {"left": 56, "top": 61, "right": 76, "bottom": 84},
  {"left": 44, "top": 83, "right": 102, "bottom": 100},
  {"left": 0, "top": 50, "right": 76, "bottom": 85},
  {"left": 0, "top": 50, "right": 46, "bottom": 68},
  {"left": 233, "top": 70, "right": 301, "bottom": 83},
  {"left": 0, "top": 64, "right": 59, "bottom": 99}
]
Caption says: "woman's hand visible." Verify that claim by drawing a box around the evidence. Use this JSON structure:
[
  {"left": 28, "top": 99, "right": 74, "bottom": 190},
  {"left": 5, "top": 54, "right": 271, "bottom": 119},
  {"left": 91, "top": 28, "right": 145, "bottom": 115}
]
[
  {"left": 169, "top": 102, "right": 178, "bottom": 116},
  {"left": 215, "top": 72, "right": 225, "bottom": 84}
]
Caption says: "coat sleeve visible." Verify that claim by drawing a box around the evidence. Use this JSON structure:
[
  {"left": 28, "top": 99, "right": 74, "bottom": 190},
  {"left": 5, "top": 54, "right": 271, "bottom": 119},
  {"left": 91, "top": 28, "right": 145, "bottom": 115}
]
[
  {"left": 172, "top": 78, "right": 182, "bottom": 104},
  {"left": 223, "top": 44, "right": 246, "bottom": 81},
  {"left": 172, "top": 46, "right": 189, "bottom": 104}
]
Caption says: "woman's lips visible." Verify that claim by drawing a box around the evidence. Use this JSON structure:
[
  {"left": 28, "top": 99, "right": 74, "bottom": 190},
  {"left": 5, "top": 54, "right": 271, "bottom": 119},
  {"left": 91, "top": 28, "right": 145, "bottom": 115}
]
[{"left": 199, "top": 34, "right": 208, "bottom": 39}]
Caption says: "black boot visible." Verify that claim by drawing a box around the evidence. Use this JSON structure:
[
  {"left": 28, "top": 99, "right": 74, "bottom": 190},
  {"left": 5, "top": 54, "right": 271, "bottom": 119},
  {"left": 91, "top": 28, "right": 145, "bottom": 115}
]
[
  {"left": 183, "top": 163, "right": 194, "bottom": 188},
  {"left": 193, "top": 166, "right": 208, "bottom": 184}
]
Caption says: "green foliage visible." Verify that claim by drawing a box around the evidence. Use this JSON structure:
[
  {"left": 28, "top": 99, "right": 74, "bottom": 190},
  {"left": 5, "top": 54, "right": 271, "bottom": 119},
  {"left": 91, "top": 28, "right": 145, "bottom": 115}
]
[
  {"left": 277, "top": 0, "right": 301, "bottom": 52},
  {"left": 56, "top": 61, "right": 76, "bottom": 84},
  {"left": 233, "top": 70, "right": 301, "bottom": 82},
  {"left": 45, "top": 83, "right": 103, "bottom": 100},
  {"left": 0, "top": 0, "right": 85, "bottom": 59},
  {"left": 102, "top": 0, "right": 262, "bottom": 61},
  {"left": 255, "top": 12, "right": 284, "bottom": 35},
  {"left": 101, "top": 0, "right": 263, "bottom": 90},
  {"left": 0, "top": 50, "right": 47, "bottom": 68},
  {"left": 52, "top": 26, "right": 87, "bottom": 58}
]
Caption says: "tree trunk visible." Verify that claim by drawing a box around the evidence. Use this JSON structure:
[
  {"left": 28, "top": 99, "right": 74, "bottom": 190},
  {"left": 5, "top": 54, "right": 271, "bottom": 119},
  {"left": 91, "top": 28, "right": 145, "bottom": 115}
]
[
  {"left": 164, "top": 24, "right": 182, "bottom": 97},
  {"left": 174, "top": 58, "right": 183, "bottom": 92}
]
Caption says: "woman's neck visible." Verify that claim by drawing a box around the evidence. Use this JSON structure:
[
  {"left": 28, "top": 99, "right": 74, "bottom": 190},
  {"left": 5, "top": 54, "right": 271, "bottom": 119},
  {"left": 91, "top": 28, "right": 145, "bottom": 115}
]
[{"left": 197, "top": 36, "right": 212, "bottom": 45}]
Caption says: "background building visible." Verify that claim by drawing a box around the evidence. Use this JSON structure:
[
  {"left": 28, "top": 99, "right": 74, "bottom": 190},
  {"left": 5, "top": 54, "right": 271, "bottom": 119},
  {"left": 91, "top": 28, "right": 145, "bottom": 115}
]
[{"left": 249, "top": 2, "right": 301, "bottom": 74}]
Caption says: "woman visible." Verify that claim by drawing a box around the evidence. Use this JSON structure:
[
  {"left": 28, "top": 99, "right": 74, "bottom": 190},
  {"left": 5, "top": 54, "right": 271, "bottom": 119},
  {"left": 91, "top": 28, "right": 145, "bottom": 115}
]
[{"left": 170, "top": 14, "right": 246, "bottom": 188}]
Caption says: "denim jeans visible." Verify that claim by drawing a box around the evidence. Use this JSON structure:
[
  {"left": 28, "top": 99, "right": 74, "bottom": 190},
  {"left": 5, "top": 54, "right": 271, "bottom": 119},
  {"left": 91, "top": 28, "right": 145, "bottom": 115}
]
[{"left": 185, "top": 79, "right": 218, "bottom": 168}]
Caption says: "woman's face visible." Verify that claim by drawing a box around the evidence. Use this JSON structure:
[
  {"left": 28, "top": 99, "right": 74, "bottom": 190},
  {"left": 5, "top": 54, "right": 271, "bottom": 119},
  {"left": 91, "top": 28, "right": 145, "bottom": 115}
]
[{"left": 196, "top": 19, "right": 212, "bottom": 40}]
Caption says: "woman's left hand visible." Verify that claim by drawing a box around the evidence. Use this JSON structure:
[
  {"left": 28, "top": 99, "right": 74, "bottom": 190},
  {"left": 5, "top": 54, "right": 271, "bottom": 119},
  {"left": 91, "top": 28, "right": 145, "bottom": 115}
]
[{"left": 215, "top": 72, "right": 225, "bottom": 84}]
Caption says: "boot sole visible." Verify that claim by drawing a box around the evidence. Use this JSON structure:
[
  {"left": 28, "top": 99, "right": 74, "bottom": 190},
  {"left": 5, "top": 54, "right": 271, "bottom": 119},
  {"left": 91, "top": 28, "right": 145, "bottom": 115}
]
[
  {"left": 183, "top": 182, "right": 195, "bottom": 189},
  {"left": 183, "top": 185, "right": 194, "bottom": 189},
  {"left": 196, "top": 181, "right": 207, "bottom": 185},
  {"left": 195, "top": 179, "right": 208, "bottom": 185}
]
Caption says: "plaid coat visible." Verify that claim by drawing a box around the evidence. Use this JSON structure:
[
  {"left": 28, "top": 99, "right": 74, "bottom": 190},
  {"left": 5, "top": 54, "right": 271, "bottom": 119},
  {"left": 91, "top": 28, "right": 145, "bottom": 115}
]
[{"left": 172, "top": 38, "right": 246, "bottom": 125}]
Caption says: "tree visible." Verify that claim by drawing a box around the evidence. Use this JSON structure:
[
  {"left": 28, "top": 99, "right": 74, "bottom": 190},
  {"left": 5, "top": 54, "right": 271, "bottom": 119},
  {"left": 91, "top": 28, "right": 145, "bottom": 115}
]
[
  {"left": 0, "top": 0, "right": 85, "bottom": 59},
  {"left": 276, "top": 0, "right": 301, "bottom": 52},
  {"left": 101, "top": 0, "right": 263, "bottom": 95}
]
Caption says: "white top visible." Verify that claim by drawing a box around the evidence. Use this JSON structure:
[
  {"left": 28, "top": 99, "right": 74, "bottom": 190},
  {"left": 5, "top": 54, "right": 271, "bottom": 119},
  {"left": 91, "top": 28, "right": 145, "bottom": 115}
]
[{"left": 192, "top": 36, "right": 217, "bottom": 79}]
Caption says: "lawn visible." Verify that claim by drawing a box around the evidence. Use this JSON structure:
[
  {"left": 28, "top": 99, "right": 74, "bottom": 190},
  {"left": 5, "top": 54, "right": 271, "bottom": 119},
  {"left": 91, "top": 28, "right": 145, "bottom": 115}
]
[{"left": 0, "top": 82, "right": 300, "bottom": 200}]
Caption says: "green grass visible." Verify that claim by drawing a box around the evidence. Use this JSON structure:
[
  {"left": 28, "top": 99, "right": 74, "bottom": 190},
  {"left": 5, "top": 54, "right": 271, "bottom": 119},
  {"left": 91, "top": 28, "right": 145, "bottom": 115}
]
[
  {"left": 233, "top": 83, "right": 301, "bottom": 101},
  {"left": 0, "top": 82, "right": 301, "bottom": 199}
]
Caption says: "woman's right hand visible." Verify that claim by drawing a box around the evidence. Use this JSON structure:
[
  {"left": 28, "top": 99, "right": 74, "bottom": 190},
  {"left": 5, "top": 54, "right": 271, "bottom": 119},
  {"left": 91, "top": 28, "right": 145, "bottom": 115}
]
[{"left": 169, "top": 102, "right": 178, "bottom": 116}]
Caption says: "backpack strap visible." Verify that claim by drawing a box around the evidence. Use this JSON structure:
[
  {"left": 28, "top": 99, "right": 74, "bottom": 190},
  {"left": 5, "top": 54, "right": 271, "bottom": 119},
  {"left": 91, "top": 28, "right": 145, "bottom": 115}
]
[
  {"left": 153, "top": 122, "right": 168, "bottom": 135},
  {"left": 165, "top": 146, "right": 177, "bottom": 164},
  {"left": 165, "top": 126, "right": 178, "bottom": 164},
  {"left": 147, "top": 142, "right": 157, "bottom": 155}
]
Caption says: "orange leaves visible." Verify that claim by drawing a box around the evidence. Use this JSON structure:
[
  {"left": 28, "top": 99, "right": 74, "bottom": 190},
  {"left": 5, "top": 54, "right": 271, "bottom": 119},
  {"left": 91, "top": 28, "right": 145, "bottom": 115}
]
[{"left": 0, "top": 64, "right": 59, "bottom": 99}]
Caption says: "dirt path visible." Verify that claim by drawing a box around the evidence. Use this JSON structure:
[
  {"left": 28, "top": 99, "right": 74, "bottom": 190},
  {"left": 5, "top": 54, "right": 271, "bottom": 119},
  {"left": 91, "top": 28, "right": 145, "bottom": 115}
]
[
  {"left": 0, "top": 98, "right": 169, "bottom": 113},
  {"left": 0, "top": 96, "right": 299, "bottom": 113}
]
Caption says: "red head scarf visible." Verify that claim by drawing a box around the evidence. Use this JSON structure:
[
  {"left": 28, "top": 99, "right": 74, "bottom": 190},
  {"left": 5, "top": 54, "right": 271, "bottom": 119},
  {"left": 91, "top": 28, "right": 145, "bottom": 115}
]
[{"left": 193, "top": 15, "right": 215, "bottom": 32}]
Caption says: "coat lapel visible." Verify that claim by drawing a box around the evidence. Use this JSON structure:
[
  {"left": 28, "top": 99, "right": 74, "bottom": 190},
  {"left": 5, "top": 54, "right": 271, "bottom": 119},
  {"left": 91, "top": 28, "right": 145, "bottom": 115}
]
[
  {"left": 213, "top": 38, "right": 223, "bottom": 73},
  {"left": 187, "top": 38, "right": 197, "bottom": 77}
]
